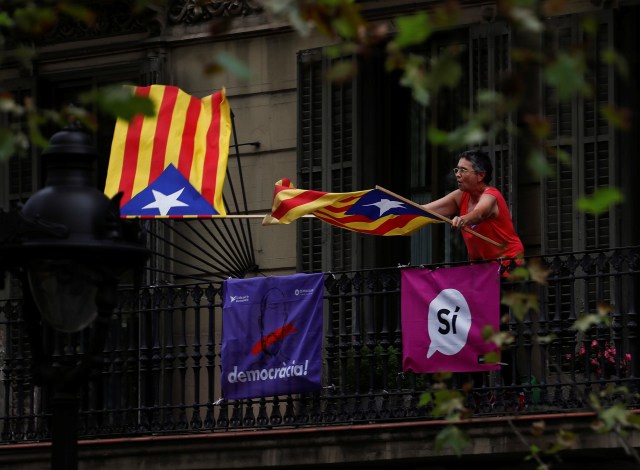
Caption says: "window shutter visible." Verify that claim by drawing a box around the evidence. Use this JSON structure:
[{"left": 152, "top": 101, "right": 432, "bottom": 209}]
[
  {"left": 0, "top": 79, "right": 37, "bottom": 299},
  {"left": 582, "top": 15, "right": 613, "bottom": 251},
  {"left": 297, "top": 49, "right": 325, "bottom": 273},
  {"left": 326, "top": 58, "right": 356, "bottom": 272},
  {"left": 543, "top": 11, "right": 615, "bottom": 320},
  {"left": 0, "top": 80, "right": 36, "bottom": 210},
  {"left": 297, "top": 50, "right": 357, "bottom": 273},
  {"left": 543, "top": 12, "right": 614, "bottom": 254},
  {"left": 470, "top": 23, "right": 514, "bottom": 206},
  {"left": 543, "top": 17, "right": 578, "bottom": 253}
]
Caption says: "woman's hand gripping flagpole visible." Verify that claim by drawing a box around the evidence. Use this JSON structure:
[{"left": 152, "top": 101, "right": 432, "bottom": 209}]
[{"left": 374, "top": 185, "right": 504, "bottom": 248}]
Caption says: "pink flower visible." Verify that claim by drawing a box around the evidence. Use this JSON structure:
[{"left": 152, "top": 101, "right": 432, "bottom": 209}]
[{"left": 571, "top": 339, "right": 632, "bottom": 377}]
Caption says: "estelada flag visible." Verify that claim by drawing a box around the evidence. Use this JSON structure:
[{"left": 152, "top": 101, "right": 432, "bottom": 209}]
[
  {"left": 262, "top": 178, "right": 443, "bottom": 236},
  {"left": 221, "top": 273, "right": 324, "bottom": 400},
  {"left": 104, "top": 85, "right": 231, "bottom": 218},
  {"left": 401, "top": 263, "right": 501, "bottom": 373}
]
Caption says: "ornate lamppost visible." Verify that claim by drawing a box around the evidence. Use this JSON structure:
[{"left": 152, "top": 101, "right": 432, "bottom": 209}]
[{"left": 0, "top": 124, "right": 149, "bottom": 469}]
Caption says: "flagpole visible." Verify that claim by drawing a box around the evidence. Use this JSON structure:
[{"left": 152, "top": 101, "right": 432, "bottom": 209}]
[
  {"left": 374, "top": 185, "right": 503, "bottom": 248},
  {"left": 208, "top": 214, "right": 317, "bottom": 219}
]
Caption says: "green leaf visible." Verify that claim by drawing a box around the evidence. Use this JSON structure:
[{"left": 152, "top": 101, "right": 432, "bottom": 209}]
[
  {"left": 597, "top": 404, "right": 634, "bottom": 432},
  {"left": 601, "top": 48, "right": 629, "bottom": 80},
  {"left": 501, "top": 292, "right": 538, "bottom": 321},
  {"left": 418, "top": 391, "right": 433, "bottom": 407},
  {"left": 427, "top": 126, "right": 450, "bottom": 145},
  {"left": 544, "top": 53, "right": 590, "bottom": 101},
  {"left": 214, "top": 51, "right": 253, "bottom": 80},
  {"left": 536, "top": 334, "right": 556, "bottom": 345},
  {"left": 393, "top": 12, "right": 433, "bottom": 49},
  {"left": 332, "top": 19, "right": 355, "bottom": 41},
  {"left": 555, "top": 147, "right": 571, "bottom": 165},
  {"left": 426, "top": 51, "right": 462, "bottom": 90},
  {"left": 58, "top": 3, "right": 96, "bottom": 24},
  {"left": 509, "top": 6, "right": 544, "bottom": 33},
  {"left": 13, "top": 5, "right": 57, "bottom": 34},
  {"left": 14, "top": 45, "right": 37, "bottom": 69},
  {"left": 435, "top": 425, "right": 470, "bottom": 456},
  {"left": 600, "top": 104, "right": 631, "bottom": 130},
  {"left": 527, "top": 149, "right": 554, "bottom": 178},
  {"left": 576, "top": 187, "right": 624, "bottom": 216},
  {"left": 0, "top": 12, "right": 14, "bottom": 27},
  {"left": 528, "top": 443, "right": 541, "bottom": 456},
  {"left": 482, "top": 351, "right": 500, "bottom": 365},
  {"left": 325, "top": 60, "right": 357, "bottom": 83},
  {"left": 399, "top": 58, "right": 430, "bottom": 106},
  {"left": 80, "top": 86, "right": 155, "bottom": 121},
  {"left": 571, "top": 313, "right": 611, "bottom": 332},
  {"left": 0, "top": 129, "right": 16, "bottom": 160}
]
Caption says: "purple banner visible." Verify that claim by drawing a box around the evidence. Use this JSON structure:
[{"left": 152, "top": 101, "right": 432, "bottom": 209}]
[
  {"left": 402, "top": 264, "right": 501, "bottom": 373},
  {"left": 221, "top": 273, "right": 324, "bottom": 400}
]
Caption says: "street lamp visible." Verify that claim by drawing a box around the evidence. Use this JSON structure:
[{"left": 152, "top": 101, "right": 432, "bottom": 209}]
[{"left": 0, "top": 123, "right": 149, "bottom": 469}]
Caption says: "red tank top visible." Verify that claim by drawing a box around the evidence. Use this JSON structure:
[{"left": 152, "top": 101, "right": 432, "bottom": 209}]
[{"left": 460, "top": 187, "right": 524, "bottom": 260}]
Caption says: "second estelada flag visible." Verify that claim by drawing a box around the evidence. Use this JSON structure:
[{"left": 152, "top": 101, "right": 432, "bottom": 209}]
[
  {"left": 105, "top": 85, "right": 231, "bottom": 218},
  {"left": 262, "top": 178, "right": 443, "bottom": 236},
  {"left": 221, "top": 273, "right": 324, "bottom": 400},
  {"left": 401, "top": 264, "right": 500, "bottom": 373}
]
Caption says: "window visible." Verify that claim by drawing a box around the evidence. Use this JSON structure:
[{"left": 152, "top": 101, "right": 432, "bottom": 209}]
[
  {"left": 297, "top": 24, "right": 519, "bottom": 271},
  {"left": 543, "top": 11, "right": 616, "bottom": 326},
  {"left": 297, "top": 48, "right": 413, "bottom": 273}
]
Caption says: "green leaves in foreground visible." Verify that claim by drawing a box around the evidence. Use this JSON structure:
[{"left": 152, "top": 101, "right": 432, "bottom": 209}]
[
  {"left": 419, "top": 382, "right": 471, "bottom": 456},
  {"left": 576, "top": 187, "right": 624, "bottom": 216},
  {"left": 435, "top": 425, "right": 470, "bottom": 456},
  {"left": 571, "top": 303, "right": 613, "bottom": 332},
  {"left": 79, "top": 86, "right": 155, "bottom": 121},
  {"left": 392, "top": 12, "right": 433, "bottom": 50},
  {"left": 544, "top": 52, "right": 591, "bottom": 101}
]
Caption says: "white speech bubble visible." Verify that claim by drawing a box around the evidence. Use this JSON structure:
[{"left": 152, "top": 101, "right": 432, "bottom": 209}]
[{"left": 426, "top": 288, "right": 471, "bottom": 359}]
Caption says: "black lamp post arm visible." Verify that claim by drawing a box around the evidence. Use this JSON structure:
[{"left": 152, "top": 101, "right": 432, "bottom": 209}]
[{"left": 0, "top": 208, "right": 68, "bottom": 244}]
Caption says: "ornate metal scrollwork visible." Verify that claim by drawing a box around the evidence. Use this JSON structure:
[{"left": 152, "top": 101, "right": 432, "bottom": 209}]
[{"left": 168, "top": 0, "right": 263, "bottom": 25}]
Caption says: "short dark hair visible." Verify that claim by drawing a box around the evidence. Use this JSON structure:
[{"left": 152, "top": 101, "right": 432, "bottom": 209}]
[{"left": 458, "top": 149, "right": 492, "bottom": 184}]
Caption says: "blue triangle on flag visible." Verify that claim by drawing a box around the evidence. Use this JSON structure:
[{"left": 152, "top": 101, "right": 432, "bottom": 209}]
[
  {"left": 121, "top": 164, "right": 219, "bottom": 217},
  {"left": 345, "top": 189, "right": 434, "bottom": 220}
]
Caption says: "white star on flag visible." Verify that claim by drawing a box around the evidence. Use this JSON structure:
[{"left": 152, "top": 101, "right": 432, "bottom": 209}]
[
  {"left": 363, "top": 198, "right": 406, "bottom": 216},
  {"left": 142, "top": 188, "right": 189, "bottom": 216}
]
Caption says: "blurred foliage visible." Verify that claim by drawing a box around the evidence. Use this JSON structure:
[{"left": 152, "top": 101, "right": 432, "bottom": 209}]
[
  {"left": 0, "top": 1, "right": 163, "bottom": 155},
  {"left": 79, "top": 85, "right": 156, "bottom": 122},
  {"left": 576, "top": 187, "right": 624, "bottom": 216}
]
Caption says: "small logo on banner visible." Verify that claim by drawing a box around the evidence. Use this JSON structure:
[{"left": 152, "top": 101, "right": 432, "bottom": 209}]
[{"left": 426, "top": 289, "right": 472, "bottom": 359}]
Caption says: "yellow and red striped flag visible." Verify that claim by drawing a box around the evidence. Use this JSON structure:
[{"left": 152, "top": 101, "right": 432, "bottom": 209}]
[
  {"left": 263, "top": 178, "right": 444, "bottom": 236},
  {"left": 105, "top": 85, "right": 231, "bottom": 218}
]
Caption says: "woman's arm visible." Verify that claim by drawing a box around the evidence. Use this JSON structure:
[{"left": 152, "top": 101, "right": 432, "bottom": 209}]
[
  {"left": 462, "top": 192, "right": 498, "bottom": 226},
  {"left": 422, "top": 190, "right": 461, "bottom": 218}
]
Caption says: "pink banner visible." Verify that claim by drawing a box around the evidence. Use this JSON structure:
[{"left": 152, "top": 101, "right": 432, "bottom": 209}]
[{"left": 401, "top": 264, "right": 501, "bottom": 373}]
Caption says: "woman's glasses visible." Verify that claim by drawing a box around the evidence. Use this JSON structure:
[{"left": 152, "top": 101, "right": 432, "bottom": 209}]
[{"left": 453, "top": 167, "right": 476, "bottom": 175}]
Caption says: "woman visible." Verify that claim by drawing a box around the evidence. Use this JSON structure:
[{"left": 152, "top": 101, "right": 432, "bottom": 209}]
[
  {"left": 424, "top": 149, "right": 524, "bottom": 397},
  {"left": 423, "top": 149, "right": 524, "bottom": 263}
]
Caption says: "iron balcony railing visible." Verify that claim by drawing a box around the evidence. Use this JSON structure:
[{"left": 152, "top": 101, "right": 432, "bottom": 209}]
[{"left": 0, "top": 246, "right": 638, "bottom": 443}]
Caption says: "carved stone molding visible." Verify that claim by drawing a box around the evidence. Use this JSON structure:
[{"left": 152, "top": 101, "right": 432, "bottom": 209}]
[
  {"left": 41, "top": 1, "right": 161, "bottom": 44},
  {"left": 168, "top": 0, "right": 264, "bottom": 25}
]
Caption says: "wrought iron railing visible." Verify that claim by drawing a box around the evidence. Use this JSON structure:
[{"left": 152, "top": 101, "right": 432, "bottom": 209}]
[{"left": 0, "top": 247, "right": 639, "bottom": 443}]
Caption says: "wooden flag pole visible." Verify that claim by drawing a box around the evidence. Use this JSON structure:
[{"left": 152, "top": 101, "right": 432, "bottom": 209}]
[
  {"left": 374, "top": 185, "right": 503, "bottom": 248},
  {"left": 195, "top": 214, "right": 318, "bottom": 219}
]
